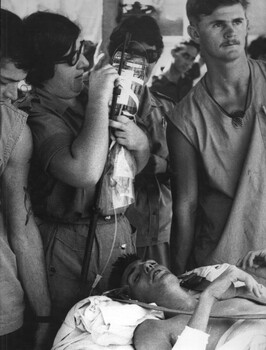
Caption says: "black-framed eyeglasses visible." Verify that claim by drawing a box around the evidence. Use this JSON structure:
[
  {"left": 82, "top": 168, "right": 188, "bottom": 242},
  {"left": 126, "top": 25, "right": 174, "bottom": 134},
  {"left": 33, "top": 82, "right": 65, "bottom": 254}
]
[
  {"left": 56, "top": 40, "right": 85, "bottom": 66},
  {"left": 126, "top": 48, "right": 160, "bottom": 64}
]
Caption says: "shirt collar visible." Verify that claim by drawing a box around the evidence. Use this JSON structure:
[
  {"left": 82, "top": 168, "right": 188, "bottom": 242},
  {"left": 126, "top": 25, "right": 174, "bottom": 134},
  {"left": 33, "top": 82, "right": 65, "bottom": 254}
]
[
  {"left": 32, "top": 86, "right": 88, "bottom": 116},
  {"left": 139, "top": 86, "right": 161, "bottom": 115}
]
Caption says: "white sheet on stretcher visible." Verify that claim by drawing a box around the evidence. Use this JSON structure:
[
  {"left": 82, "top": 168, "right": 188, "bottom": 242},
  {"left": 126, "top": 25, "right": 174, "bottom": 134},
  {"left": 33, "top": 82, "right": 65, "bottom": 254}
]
[
  {"left": 52, "top": 295, "right": 163, "bottom": 350},
  {"left": 172, "top": 320, "right": 266, "bottom": 350},
  {"left": 215, "top": 319, "right": 266, "bottom": 350}
]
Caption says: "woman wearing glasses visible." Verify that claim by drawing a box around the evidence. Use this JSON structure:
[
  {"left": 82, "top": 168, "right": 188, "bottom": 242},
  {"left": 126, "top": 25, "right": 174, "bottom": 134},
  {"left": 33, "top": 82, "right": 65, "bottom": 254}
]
[{"left": 19, "top": 11, "right": 150, "bottom": 332}]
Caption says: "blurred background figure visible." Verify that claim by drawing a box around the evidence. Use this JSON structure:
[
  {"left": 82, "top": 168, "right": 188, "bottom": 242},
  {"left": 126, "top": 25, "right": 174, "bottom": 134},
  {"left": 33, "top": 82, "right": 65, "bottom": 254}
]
[
  {"left": 247, "top": 35, "right": 266, "bottom": 61},
  {"left": 150, "top": 39, "right": 200, "bottom": 103},
  {"left": 191, "top": 53, "right": 207, "bottom": 86}
]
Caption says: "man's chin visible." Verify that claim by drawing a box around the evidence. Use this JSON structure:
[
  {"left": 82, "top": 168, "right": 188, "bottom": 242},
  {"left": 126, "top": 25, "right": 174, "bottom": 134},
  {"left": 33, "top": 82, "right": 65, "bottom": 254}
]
[{"left": 154, "top": 270, "right": 177, "bottom": 286}]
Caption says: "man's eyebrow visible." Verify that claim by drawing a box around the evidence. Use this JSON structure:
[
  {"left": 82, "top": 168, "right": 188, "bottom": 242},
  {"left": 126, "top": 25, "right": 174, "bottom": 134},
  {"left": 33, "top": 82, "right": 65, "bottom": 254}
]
[
  {"left": 210, "top": 17, "right": 245, "bottom": 24},
  {"left": 209, "top": 19, "right": 226, "bottom": 25},
  {"left": 233, "top": 17, "right": 245, "bottom": 21}
]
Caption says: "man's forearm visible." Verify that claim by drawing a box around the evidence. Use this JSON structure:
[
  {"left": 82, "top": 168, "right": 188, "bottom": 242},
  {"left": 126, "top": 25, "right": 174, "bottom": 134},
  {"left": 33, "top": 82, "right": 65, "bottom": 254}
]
[
  {"left": 10, "top": 218, "right": 51, "bottom": 317},
  {"left": 68, "top": 96, "right": 110, "bottom": 185},
  {"left": 170, "top": 204, "right": 196, "bottom": 275},
  {"left": 133, "top": 145, "right": 150, "bottom": 173},
  {"left": 167, "top": 123, "right": 198, "bottom": 276},
  {"left": 50, "top": 64, "right": 118, "bottom": 188},
  {"left": 172, "top": 292, "right": 214, "bottom": 350},
  {"left": 188, "top": 292, "right": 215, "bottom": 331},
  {"left": 11, "top": 220, "right": 52, "bottom": 350},
  {"left": 3, "top": 128, "right": 51, "bottom": 317}
]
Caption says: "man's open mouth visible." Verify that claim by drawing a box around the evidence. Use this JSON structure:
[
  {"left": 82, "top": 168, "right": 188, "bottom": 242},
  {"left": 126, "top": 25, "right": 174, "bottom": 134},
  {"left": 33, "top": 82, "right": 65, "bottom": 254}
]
[
  {"left": 152, "top": 268, "right": 168, "bottom": 281},
  {"left": 221, "top": 40, "right": 240, "bottom": 47}
]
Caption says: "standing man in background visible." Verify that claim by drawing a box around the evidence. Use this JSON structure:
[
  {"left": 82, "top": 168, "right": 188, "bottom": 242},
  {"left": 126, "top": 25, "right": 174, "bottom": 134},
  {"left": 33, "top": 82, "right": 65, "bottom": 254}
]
[
  {"left": 151, "top": 39, "right": 200, "bottom": 103},
  {"left": 167, "top": 0, "right": 266, "bottom": 283},
  {"left": 0, "top": 9, "right": 51, "bottom": 350}
]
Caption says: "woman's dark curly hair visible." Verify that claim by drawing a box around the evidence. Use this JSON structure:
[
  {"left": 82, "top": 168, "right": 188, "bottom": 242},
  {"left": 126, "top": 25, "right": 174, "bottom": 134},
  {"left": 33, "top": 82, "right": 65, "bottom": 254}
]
[
  {"left": 0, "top": 9, "right": 29, "bottom": 69},
  {"left": 108, "top": 15, "right": 164, "bottom": 59},
  {"left": 23, "top": 11, "right": 80, "bottom": 87}
]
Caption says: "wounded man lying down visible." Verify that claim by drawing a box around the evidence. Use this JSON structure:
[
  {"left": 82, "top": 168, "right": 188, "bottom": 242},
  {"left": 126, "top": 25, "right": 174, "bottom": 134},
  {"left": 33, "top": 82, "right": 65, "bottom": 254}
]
[{"left": 52, "top": 249, "right": 266, "bottom": 350}]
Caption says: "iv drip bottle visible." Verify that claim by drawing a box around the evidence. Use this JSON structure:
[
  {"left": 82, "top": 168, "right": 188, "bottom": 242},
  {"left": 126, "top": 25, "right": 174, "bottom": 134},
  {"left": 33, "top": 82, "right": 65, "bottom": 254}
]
[{"left": 112, "top": 51, "right": 146, "bottom": 120}]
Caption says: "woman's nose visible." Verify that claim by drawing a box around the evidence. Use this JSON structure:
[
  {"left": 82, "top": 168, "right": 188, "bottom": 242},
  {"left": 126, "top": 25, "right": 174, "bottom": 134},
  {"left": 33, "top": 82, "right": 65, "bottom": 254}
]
[{"left": 77, "top": 53, "right": 90, "bottom": 70}]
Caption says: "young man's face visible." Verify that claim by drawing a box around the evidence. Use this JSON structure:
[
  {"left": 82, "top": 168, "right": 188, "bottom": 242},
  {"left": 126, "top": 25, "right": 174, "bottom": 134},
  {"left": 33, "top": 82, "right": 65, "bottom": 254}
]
[
  {"left": 172, "top": 45, "right": 199, "bottom": 74},
  {"left": 44, "top": 37, "right": 89, "bottom": 99},
  {"left": 121, "top": 260, "right": 186, "bottom": 305},
  {"left": 193, "top": 4, "right": 248, "bottom": 62},
  {"left": 0, "top": 60, "right": 26, "bottom": 103}
]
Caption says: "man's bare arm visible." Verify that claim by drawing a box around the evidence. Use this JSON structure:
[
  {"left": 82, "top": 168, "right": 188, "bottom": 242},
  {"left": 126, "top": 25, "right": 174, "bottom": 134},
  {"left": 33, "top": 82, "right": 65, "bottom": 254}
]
[
  {"left": 49, "top": 61, "right": 118, "bottom": 188},
  {"left": 167, "top": 122, "right": 198, "bottom": 275},
  {"left": 109, "top": 114, "right": 150, "bottom": 173},
  {"left": 2, "top": 125, "right": 51, "bottom": 349},
  {"left": 134, "top": 319, "right": 175, "bottom": 350},
  {"left": 189, "top": 265, "right": 264, "bottom": 328}
]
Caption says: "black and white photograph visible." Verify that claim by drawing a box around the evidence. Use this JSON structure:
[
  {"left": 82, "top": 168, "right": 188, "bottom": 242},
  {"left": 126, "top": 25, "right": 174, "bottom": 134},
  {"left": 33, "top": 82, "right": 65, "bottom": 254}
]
[{"left": 1, "top": 0, "right": 266, "bottom": 349}]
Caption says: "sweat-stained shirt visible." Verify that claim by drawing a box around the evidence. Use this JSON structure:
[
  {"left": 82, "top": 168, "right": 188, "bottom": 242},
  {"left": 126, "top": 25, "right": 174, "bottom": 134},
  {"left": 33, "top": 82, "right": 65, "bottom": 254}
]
[
  {"left": 168, "top": 59, "right": 266, "bottom": 284},
  {"left": 0, "top": 102, "right": 27, "bottom": 335}
]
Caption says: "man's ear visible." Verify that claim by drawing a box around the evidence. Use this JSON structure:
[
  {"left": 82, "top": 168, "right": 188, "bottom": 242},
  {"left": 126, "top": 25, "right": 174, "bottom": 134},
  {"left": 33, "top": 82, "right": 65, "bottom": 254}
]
[
  {"left": 187, "top": 25, "right": 200, "bottom": 44},
  {"left": 171, "top": 48, "right": 176, "bottom": 57},
  {"left": 246, "top": 18, "right": 250, "bottom": 32}
]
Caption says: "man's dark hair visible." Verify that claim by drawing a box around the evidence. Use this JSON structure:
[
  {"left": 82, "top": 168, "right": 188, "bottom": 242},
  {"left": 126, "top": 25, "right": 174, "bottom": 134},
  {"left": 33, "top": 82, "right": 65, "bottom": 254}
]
[
  {"left": 0, "top": 9, "right": 28, "bottom": 68},
  {"left": 108, "top": 253, "right": 140, "bottom": 290},
  {"left": 173, "top": 39, "right": 200, "bottom": 53},
  {"left": 108, "top": 15, "right": 164, "bottom": 59},
  {"left": 23, "top": 11, "right": 81, "bottom": 87},
  {"left": 186, "top": 0, "right": 249, "bottom": 24},
  {"left": 247, "top": 36, "right": 266, "bottom": 60}
]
